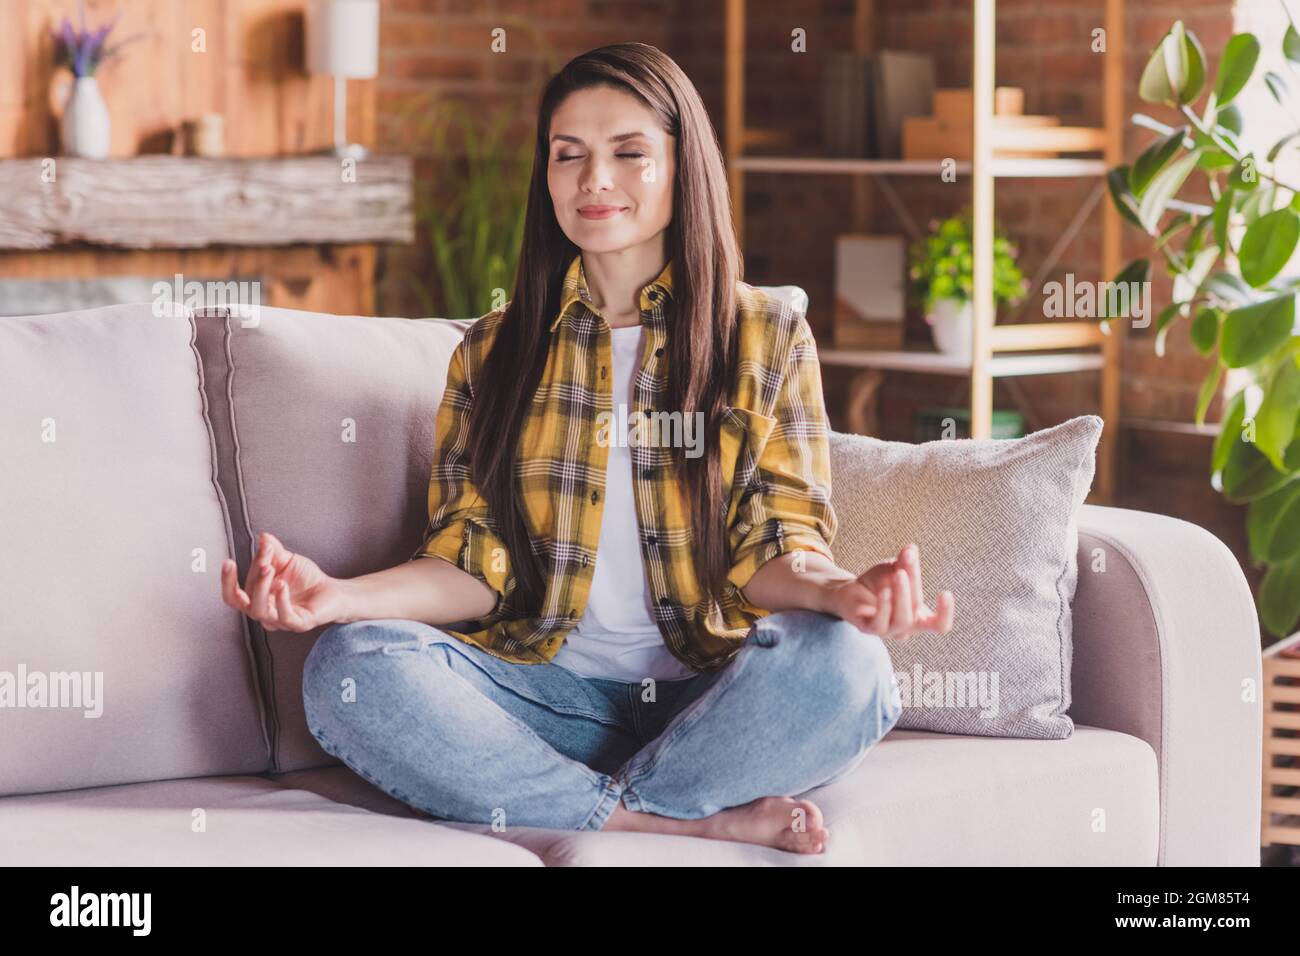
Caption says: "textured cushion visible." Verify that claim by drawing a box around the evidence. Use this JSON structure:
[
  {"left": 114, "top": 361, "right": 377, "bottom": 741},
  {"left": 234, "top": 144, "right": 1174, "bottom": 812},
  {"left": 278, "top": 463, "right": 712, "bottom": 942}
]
[
  {"left": 192, "top": 306, "right": 472, "bottom": 773},
  {"left": 0, "top": 303, "right": 271, "bottom": 795},
  {"left": 828, "top": 416, "right": 1103, "bottom": 738}
]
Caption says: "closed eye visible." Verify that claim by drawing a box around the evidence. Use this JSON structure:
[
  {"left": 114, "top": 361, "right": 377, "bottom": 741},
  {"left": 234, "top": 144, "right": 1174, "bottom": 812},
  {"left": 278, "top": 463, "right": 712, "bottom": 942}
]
[{"left": 555, "top": 153, "right": 647, "bottom": 162}]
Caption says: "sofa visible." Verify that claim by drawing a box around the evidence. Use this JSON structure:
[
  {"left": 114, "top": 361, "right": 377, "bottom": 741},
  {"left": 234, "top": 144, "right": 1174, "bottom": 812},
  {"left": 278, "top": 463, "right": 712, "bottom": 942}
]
[{"left": 0, "top": 297, "right": 1262, "bottom": 866}]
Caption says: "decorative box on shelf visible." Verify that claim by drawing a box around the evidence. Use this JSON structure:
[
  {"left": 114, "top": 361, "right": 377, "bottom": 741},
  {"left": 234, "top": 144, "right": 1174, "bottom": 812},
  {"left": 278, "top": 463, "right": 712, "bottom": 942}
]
[{"left": 833, "top": 234, "right": 906, "bottom": 350}]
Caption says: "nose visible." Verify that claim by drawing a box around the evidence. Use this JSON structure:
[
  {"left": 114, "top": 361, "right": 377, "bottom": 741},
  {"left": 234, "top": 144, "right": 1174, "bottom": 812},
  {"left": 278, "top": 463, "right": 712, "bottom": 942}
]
[{"left": 577, "top": 153, "right": 615, "bottom": 197}]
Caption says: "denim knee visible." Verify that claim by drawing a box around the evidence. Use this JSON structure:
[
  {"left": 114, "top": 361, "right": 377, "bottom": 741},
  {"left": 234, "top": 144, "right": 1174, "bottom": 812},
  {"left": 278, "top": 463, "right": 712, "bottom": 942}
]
[
  {"left": 761, "top": 610, "right": 901, "bottom": 725},
  {"left": 302, "top": 621, "right": 383, "bottom": 719}
]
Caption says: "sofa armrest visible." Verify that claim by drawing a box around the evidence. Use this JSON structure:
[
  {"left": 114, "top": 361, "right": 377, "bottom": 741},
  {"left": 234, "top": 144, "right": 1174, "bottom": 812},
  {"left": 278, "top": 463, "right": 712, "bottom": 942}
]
[{"left": 1070, "top": 504, "right": 1263, "bottom": 866}]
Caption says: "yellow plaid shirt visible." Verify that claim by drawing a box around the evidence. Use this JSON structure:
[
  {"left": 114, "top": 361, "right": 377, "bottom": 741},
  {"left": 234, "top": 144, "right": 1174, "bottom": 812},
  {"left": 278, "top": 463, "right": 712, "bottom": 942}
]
[{"left": 410, "top": 253, "right": 838, "bottom": 672}]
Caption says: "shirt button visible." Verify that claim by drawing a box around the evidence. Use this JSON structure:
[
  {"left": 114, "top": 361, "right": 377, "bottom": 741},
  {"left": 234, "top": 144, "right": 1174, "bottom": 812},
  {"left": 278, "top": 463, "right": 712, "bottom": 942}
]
[
  {"left": 590, "top": 490, "right": 599, "bottom": 504},
  {"left": 600, "top": 366, "right": 607, "bottom": 379},
  {"left": 654, "top": 347, "right": 664, "bottom": 357},
  {"left": 648, "top": 290, "right": 660, "bottom": 301},
  {"left": 641, "top": 468, "right": 653, "bottom": 479},
  {"left": 647, "top": 534, "right": 657, "bottom": 547},
  {"left": 582, "top": 555, "right": 589, "bottom": 566}
]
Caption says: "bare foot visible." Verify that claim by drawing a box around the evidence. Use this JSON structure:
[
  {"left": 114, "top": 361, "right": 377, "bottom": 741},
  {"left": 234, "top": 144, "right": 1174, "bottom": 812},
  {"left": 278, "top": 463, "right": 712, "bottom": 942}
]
[{"left": 604, "top": 795, "right": 829, "bottom": 854}]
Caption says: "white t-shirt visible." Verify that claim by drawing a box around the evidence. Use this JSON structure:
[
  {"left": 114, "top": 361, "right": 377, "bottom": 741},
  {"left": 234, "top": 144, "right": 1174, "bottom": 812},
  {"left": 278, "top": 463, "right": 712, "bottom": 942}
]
[{"left": 551, "top": 323, "right": 697, "bottom": 683}]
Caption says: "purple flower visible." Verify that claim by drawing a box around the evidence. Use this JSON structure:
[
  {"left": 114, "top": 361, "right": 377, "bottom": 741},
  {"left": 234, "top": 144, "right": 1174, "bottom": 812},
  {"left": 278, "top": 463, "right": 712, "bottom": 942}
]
[{"left": 51, "top": 4, "right": 138, "bottom": 77}]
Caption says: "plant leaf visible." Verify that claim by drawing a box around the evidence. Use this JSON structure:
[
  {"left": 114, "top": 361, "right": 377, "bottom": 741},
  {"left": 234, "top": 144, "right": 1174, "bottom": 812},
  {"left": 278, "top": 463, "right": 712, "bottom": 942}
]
[
  {"left": 1223, "top": 435, "right": 1293, "bottom": 502},
  {"left": 1192, "top": 306, "right": 1223, "bottom": 356},
  {"left": 1239, "top": 208, "right": 1300, "bottom": 286},
  {"left": 1213, "top": 189, "right": 1234, "bottom": 251},
  {"left": 1154, "top": 301, "right": 1182, "bottom": 357},
  {"left": 1267, "top": 130, "right": 1300, "bottom": 163},
  {"left": 1201, "top": 270, "right": 1253, "bottom": 306},
  {"left": 1140, "top": 21, "right": 1195, "bottom": 106},
  {"left": 1213, "top": 388, "right": 1247, "bottom": 473},
  {"left": 1241, "top": 180, "right": 1277, "bottom": 226},
  {"left": 1248, "top": 470, "right": 1300, "bottom": 564},
  {"left": 1265, "top": 70, "right": 1292, "bottom": 109},
  {"left": 1131, "top": 127, "right": 1187, "bottom": 196},
  {"left": 1217, "top": 101, "right": 1245, "bottom": 136},
  {"left": 1138, "top": 150, "right": 1201, "bottom": 232},
  {"left": 1222, "top": 293, "right": 1295, "bottom": 366},
  {"left": 1257, "top": 359, "right": 1300, "bottom": 470},
  {"left": 1287, "top": 25, "right": 1300, "bottom": 64},
  {"left": 1216, "top": 33, "right": 1260, "bottom": 107},
  {"left": 1195, "top": 357, "right": 1224, "bottom": 424},
  {"left": 1197, "top": 147, "right": 1237, "bottom": 171},
  {"left": 1228, "top": 154, "right": 1259, "bottom": 191},
  {"left": 1259, "top": 552, "right": 1300, "bottom": 637},
  {"left": 1107, "top": 166, "right": 1146, "bottom": 231}
]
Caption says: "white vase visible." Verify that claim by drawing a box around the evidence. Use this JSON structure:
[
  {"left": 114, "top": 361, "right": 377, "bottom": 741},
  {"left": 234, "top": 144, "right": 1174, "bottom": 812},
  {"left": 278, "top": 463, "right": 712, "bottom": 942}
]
[
  {"left": 927, "top": 297, "right": 973, "bottom": 358},
  {"left": 60, "top": 76, "right": 111, "bottom": 159}
]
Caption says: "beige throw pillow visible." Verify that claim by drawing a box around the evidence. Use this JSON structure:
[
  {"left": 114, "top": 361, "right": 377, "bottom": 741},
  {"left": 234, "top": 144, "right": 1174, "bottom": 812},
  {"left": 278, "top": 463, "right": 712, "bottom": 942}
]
[{"left": 827, "top": 415, "right": 1103, "bottom": 738}]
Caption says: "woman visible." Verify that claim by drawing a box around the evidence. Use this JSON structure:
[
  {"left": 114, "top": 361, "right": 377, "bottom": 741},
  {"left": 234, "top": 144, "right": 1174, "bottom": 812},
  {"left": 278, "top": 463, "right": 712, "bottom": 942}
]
[{"left": 220, "top": 43, "right": 954, "bottom": 856}]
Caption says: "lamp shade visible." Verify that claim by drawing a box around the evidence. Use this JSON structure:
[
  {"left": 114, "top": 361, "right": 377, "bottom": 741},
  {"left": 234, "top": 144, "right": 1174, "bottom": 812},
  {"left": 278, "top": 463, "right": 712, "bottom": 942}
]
[{"left": 306, "top": 0, "right": 379, "bottom": 79}]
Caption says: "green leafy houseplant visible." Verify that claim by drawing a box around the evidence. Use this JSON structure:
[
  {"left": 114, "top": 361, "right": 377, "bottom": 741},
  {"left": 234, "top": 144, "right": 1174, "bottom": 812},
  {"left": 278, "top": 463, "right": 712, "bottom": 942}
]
[
  {"left": 387, "top": 94, "right": 533, "bottom": 319},
  {"left": 908, "top": 210, "right": 1029, "bottom": 319},
  {"left": 382, "top": 23, "right": 561, "bottom": 319},
  {"left": 1105, "top": 11, "right": 1300, "bottom": 637}
]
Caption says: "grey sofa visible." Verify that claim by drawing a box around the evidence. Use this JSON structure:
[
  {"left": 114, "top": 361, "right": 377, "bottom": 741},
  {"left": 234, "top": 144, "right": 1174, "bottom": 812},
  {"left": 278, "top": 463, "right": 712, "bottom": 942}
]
[{"left": 0, "top": 300, "right": 1262, "bottom": 866}]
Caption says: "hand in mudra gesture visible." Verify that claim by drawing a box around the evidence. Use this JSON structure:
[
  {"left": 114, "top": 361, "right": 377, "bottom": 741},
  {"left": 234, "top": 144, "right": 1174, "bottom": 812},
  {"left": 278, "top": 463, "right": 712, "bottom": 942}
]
[{"left": 826, "top": 543, "right": 955, "bottom": 641}]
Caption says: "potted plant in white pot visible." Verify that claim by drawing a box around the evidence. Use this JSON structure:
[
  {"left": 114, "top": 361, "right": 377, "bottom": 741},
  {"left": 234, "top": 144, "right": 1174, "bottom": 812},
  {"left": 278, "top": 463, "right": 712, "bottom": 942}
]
[
  {"left": 908, "top": 210, "right": 1028, "bottom": 358},
  {"left": 50, "top": 5, "right": 142, "bottom": 159}
]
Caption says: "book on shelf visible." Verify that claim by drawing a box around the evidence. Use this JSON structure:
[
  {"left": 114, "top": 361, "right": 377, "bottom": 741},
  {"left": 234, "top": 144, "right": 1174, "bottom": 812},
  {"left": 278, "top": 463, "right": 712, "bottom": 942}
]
[{"left": 821, "top": 50, "right": 936, "bottom": 160}]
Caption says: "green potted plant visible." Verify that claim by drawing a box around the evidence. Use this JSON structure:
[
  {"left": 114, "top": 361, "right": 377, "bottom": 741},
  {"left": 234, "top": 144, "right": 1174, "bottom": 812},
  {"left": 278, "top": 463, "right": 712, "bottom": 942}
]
[
  {"left": 908, "top": 209, "right": 1029, "bottom": 358},
  {"left": 383, "top": 22, "right": 558, "bottom": 318},
  {"left": 1104, "top": 11, "right": 1300, "bottom": 639}
]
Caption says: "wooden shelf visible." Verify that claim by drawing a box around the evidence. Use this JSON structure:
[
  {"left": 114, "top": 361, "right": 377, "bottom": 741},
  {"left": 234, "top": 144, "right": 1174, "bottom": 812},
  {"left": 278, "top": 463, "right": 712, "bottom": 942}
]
[
  {"left": 723, "top": 0, "right": 1125, "bottom": 502},
  {"left": 0, "top": 156, "right": 414, "bottom": 251},
  {"left": 819, "top": 348, "right": 1105, "bottom": 377},
  {"left": 733, "top": 155, "right": 1108, "bottom": 178}
]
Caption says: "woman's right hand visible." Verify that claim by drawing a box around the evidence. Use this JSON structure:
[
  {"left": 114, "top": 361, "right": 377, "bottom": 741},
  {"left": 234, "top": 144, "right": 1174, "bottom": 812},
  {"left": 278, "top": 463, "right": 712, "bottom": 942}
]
[{"left": 220, "top": 531, "right": 347, "bottom": 632}]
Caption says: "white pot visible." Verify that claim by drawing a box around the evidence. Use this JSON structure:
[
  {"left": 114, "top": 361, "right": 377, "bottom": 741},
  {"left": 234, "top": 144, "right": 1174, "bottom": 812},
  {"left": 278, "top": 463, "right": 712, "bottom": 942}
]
[
  {"left": 60, "top": 76, "right": 111, "bottom": 159},
  {"left": 927, "top": 297, "right": 973, "bottom": 358}
]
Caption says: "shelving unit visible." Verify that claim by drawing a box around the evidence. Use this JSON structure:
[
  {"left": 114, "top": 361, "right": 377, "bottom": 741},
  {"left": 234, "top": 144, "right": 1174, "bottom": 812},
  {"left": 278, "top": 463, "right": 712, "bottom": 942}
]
[{"left": 723, "top": 0, "right": 1124, "bottom": 502}]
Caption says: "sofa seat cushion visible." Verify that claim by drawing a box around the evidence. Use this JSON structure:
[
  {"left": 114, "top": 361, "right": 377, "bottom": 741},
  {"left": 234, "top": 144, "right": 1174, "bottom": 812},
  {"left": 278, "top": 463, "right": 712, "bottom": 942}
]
[
  {"left": 0, "top": 775, "right": 541, "bottom": 866},
  {"left": 272, "top": 726, "right": 1158, "bottom": 865}
]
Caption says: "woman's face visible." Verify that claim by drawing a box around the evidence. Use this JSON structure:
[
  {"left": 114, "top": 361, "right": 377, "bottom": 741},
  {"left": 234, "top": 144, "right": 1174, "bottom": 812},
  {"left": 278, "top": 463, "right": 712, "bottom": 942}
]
[{"left": 547, "top": 85, "right": 676, "bottom": 255}]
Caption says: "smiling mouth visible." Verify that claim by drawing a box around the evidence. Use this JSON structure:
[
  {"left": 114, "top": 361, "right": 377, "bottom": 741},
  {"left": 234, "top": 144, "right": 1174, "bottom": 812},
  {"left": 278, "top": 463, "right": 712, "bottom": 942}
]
[{"left": 579, "top": 206, "right": 627, "bottom": 219}]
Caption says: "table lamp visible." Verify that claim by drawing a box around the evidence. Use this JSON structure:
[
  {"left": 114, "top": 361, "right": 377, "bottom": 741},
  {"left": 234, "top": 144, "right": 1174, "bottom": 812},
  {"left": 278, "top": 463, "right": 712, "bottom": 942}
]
[{"left": 306, "top": 0, "right": 379, "bottom": 159}]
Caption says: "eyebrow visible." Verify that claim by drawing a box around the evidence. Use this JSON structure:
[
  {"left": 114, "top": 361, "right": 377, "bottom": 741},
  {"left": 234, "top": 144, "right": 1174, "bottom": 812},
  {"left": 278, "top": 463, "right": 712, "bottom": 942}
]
[{"left": 549, "top": 132, "right": 650, "bottom": 145}]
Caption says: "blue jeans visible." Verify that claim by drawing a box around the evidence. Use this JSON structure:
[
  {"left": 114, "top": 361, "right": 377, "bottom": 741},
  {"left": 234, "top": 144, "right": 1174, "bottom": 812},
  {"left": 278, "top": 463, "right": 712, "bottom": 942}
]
[{"left": 301, "top": 608, "right": 902, "bottom": 831}]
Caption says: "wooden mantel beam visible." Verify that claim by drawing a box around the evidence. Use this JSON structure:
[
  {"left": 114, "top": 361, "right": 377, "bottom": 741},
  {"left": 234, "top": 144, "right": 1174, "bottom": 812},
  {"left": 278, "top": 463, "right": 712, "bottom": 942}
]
[{"left": 0, "top": 156, "right": 413, "bottom": 251}]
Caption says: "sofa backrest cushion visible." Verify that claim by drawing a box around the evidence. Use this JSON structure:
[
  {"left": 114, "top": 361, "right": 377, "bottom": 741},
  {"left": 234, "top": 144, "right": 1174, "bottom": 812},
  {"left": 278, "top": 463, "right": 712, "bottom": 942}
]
[
  {"left": 0, "top": 303, "right": 271, "bottom": 795},
  {"left": 192, "top": 306, "right": 470, "bottom": 772}
]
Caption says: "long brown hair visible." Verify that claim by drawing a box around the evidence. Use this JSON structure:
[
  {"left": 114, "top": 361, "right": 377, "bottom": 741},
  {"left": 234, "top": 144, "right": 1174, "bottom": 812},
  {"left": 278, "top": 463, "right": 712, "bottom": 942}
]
[{"left": 468, "top": 42, "right": 741, "bottom": 617}]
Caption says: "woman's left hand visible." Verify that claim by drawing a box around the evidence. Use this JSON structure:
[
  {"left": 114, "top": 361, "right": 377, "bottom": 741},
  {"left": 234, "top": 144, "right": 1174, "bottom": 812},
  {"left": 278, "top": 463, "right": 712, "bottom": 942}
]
[{"left": 824, "top": 542, "right": 955, "bottom": 641}]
